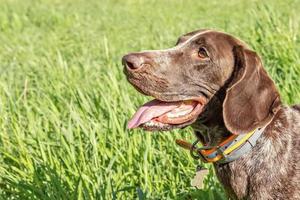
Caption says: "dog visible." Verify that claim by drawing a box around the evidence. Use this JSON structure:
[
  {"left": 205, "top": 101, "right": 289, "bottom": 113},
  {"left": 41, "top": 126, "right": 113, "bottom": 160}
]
[{"left": 122, "top": 29, "right": 300, "bottom": 199}]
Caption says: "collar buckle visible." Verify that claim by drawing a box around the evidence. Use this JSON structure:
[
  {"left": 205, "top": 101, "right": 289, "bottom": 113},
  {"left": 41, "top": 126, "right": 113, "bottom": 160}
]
[{"left": 190, "top": 139, "right": 223, "bottom": 162}]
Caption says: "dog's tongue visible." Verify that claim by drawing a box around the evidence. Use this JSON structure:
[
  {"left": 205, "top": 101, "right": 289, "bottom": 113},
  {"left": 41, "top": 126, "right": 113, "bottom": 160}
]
[{"left": 128, "top": 99, "right": 180, "bottom": 129}]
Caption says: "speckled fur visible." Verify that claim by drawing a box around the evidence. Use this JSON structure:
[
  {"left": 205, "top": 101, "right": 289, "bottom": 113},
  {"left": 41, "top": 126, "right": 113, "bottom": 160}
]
[{"left": 209, "top": 106, "right": 300, "bottom": 199}]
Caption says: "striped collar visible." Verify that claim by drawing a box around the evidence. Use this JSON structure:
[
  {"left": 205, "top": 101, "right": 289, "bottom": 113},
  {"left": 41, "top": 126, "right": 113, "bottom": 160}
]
[{"left": 176, "top": 125, "right": 267, "bottom": 164}]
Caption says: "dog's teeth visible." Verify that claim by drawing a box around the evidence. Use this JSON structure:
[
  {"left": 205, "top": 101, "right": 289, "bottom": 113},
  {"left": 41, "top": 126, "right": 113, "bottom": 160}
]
[
  {"left": 145, "top": 120, "right": 157, "bottom": 126},
  {"left": 166, "top": 108, "right": 194, "bottom": 118},
  {"left": 143, "top": 120, "right": 168, "bottom": 129}
]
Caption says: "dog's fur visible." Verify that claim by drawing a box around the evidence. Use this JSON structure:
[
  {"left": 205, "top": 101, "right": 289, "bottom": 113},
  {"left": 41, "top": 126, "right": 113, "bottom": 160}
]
[{"left": 122, "top": 30, "right": 300, "bottom": 199}]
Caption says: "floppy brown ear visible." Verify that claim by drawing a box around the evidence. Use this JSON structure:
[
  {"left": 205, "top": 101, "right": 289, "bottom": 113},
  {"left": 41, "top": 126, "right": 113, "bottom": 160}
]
[{"left": 223, "top": 46, "right": 281, "bottom": 134}]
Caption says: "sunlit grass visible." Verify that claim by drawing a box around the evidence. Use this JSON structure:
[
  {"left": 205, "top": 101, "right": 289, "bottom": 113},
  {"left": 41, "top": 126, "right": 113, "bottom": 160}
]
[{"left": 0, "top": 0, "right": 299, "bottom": 199}]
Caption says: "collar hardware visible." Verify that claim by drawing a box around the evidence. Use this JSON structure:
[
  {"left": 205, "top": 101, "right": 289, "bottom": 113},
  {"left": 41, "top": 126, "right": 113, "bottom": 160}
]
[
  {"left": 190, "top": 139, "right": 216, "bottom": 161},
  {"left": 190, "top": 139, "right": 224, "bottom": 162}
]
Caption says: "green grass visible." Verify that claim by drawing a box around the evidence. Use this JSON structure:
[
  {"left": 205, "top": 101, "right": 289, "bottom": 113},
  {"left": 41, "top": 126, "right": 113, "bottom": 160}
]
[{"left": 0, "top": 0, "right": 299, "bottom": 199}]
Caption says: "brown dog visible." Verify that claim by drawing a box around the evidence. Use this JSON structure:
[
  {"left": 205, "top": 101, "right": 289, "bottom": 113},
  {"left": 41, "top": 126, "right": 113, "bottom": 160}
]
[{"left": 122, "top": 29, "right": 300, "bottom": 199}]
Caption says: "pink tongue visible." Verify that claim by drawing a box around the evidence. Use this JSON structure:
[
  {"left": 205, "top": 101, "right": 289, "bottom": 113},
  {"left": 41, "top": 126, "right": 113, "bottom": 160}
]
[{"left": 128, "top": 99, "right": 180, "bottom": 129}]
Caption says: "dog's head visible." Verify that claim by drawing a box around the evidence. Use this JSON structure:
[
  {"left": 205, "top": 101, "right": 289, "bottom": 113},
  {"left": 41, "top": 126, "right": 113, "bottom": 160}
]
[{"left": 122, "top": 30, "right": 280, "bottom": 134}]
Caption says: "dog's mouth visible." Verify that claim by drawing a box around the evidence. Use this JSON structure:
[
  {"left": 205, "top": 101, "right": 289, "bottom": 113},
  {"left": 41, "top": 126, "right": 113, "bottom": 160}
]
[{"left": 128, "top": 97, "right": 206, "bottom": 131}]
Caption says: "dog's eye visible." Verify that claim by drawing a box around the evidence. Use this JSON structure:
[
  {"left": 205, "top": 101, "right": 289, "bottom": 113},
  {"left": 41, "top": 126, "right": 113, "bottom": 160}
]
[{"left": 198, "top": 47, "right": 208, "bottom": 59}]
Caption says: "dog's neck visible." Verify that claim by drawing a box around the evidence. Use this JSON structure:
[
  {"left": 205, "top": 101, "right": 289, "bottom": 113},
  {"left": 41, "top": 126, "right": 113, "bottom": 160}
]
[
  {"left": 190, "top": 61, "right": 239, "bottom": 146},
  {"left": 192, "top": 124, "right": 229, "bottom": 146},
  {"left": 191, "top": 95, "right": 230, "bottom": 146}
]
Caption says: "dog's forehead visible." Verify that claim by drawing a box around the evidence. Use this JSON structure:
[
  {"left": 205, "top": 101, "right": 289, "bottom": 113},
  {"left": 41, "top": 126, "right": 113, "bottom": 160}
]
[
  {"left": 178, "top": 30, "right": 211, "bottom": 42},
  {"left": 179, "top": 30, "right": 243, "bottom": 47},
  {"left": 177, "top": 30, "right": 232, "bottom": 47},
  {"left": 181, "top": 29, "right": 208, "bottom": 38}
]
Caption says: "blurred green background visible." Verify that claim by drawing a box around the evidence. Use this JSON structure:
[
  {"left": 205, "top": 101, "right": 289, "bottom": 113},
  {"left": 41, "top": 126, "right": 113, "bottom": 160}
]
[{"left": 0, "top": 0, "right": 299, "bottom": 199}]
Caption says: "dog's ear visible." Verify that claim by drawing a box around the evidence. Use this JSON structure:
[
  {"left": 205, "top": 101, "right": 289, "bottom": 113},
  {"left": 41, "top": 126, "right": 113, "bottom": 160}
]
[{"left": 223, "top": 46, "right": 281, "bottom": 134}]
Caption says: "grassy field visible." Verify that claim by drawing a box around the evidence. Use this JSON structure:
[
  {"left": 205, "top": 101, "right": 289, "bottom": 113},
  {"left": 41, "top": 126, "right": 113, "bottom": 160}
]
[{"left": 0, "top": 0, "right": 299, "bottom": 199}]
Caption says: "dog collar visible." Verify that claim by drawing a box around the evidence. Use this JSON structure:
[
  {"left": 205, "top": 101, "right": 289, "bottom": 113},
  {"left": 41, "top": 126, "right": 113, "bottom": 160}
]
[{"left": 176, "top": 126, "right": 266, "bottom": 164}]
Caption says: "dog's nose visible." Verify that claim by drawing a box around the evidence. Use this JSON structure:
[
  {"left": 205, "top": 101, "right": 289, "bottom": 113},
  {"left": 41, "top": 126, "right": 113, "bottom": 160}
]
[{"left": 122, "top": 54, "right": 146, "bottom": 70}]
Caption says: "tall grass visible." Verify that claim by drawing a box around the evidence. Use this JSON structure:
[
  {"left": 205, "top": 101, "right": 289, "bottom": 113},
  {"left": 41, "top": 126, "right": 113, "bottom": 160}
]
[{"left": 0, "top": 0, "right": 299, "bottom": 199}]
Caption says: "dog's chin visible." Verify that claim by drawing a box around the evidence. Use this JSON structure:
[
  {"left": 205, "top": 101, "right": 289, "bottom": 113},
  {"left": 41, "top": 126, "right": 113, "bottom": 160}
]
[{"left": 140, "top": 117, "right": 198, "bottom": 131}]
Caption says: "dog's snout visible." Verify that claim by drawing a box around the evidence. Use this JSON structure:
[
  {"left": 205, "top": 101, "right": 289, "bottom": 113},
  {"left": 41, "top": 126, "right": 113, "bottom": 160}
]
[{"left": 122, "top": 54, "right": 147, "bottom": 70}]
